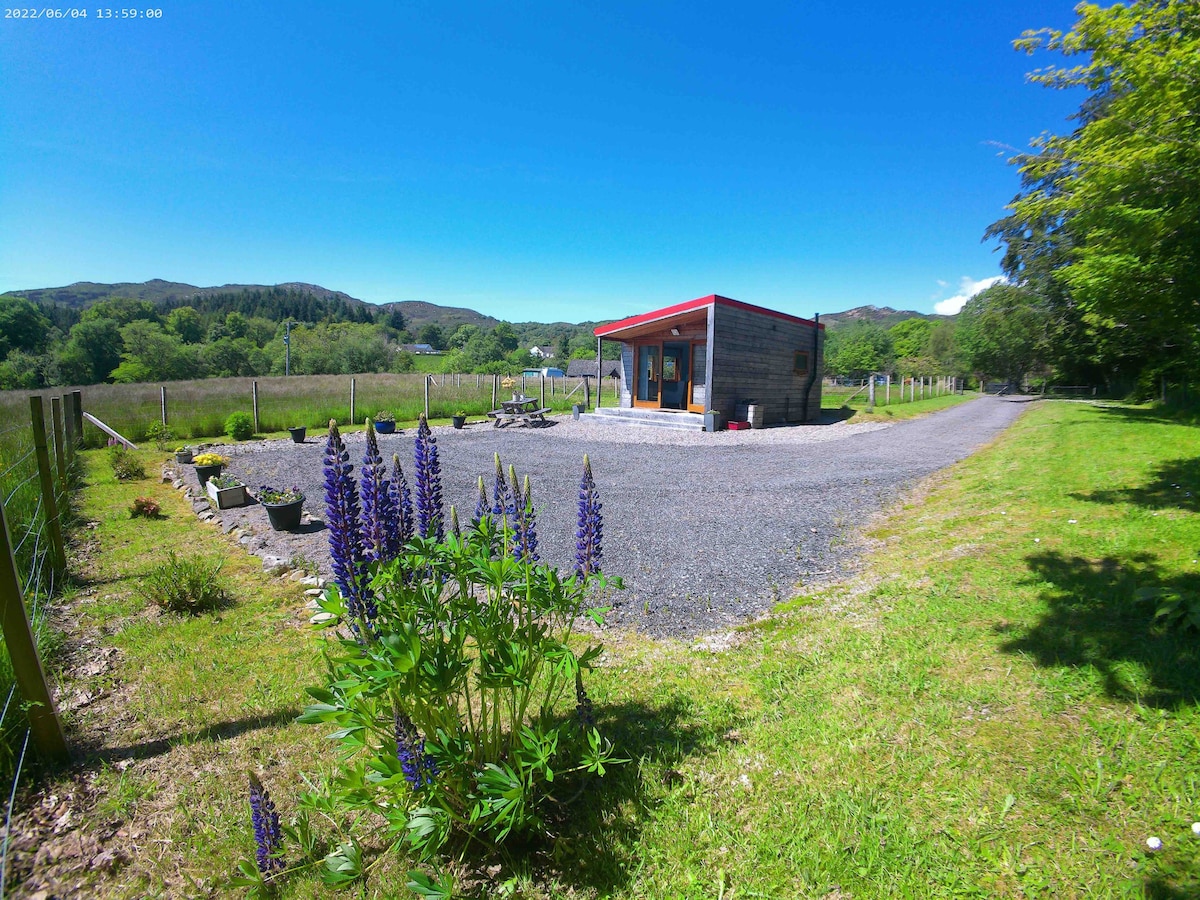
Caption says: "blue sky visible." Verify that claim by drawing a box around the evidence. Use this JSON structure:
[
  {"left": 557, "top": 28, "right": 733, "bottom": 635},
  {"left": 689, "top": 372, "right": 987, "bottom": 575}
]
[{"left": 0, "top": 2, "right": 1084, "bottom": 323}]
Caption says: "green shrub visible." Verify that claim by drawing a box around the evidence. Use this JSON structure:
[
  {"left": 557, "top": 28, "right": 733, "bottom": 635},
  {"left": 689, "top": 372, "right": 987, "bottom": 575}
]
[
  {"left": 137, "top": 552, "right": 229, "bottom": 614},
  {"left": 225, "top": 411, "right": 254, "bottom": 441},
  {"left": 109, "top": 445, "right": 146, "bottom": 481},
  {"left": 145, "top": 421, "right": 175, "bottom": 451}
]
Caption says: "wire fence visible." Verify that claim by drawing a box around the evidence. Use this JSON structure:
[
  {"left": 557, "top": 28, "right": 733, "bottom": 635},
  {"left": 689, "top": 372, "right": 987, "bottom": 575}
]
[
  {"left": 0, "top": 400, "right": 76, "bottom": 894},
  {"left": 0, "top": 373, "right": 616, "bottom": 449}
]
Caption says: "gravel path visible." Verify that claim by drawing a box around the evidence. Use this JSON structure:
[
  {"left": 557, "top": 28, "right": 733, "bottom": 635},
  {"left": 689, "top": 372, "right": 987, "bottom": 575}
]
[{"left": 205, "top": 397, "right": 1027, "bottom": 638}]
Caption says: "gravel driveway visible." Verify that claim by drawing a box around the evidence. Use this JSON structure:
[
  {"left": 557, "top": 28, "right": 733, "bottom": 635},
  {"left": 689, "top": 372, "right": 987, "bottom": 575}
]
[{"left": 209, "top": 397, "right": 1026, "bottom": 638}]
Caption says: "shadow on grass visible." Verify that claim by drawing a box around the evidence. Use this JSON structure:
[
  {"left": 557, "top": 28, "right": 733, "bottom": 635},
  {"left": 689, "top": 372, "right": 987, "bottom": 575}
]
[
  {"left": 1072, "top": 457, "right": 1200, "bottom": 513},
  {"left": 1088, "top": 405, "right": 1200, "bottom": 428},
  {"left": 88, "top": 708, "right": 300, "bottom": 764},
  {"left": 456, "top": 695, "right": 740, "bottom": 898},
  {"left": 999, "top": 552, "right": 1200, "bottom": 709}
]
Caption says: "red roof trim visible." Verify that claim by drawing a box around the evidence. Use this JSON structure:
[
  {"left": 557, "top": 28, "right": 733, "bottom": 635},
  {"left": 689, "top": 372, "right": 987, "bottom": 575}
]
[{"left": 594, "top": 294, "right": 824, "bottom": 338}]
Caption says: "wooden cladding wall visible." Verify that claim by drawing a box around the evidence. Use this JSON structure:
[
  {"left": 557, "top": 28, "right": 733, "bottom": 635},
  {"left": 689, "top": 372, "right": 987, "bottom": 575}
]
[{"left": 709, "top": 304, "right": 823, "bottom": 423}]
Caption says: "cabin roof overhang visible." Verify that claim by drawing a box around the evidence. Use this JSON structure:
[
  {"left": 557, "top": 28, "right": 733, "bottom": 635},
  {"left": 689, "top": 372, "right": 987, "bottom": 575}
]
[{"left": 594, "top": 294, "right": 824, "bottom": 341}]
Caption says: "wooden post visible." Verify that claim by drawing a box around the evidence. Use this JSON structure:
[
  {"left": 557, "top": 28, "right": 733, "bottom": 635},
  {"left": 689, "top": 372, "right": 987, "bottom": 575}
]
[
  {"left": 62, "top": 393, "right": 76, "bottom": 459},
  {"left": 50, "top": 397, "right": 68, "bottom": 497},
  {"left": 584, "top": 376, "right": 592, "bottom": 411},
  {"left": 521, "top": 374, "right": 527, "bottom": 396},
  {"left": 71, "top": 390, "right": 83, "bottom": 439},
  {"left": 424, "top": 375, "right": 431, "bottom": 420},
  {"left": 867, "top": 377, "right": 875, "bottom": 411},
  {"left": 160, "top": 385, "right": 168, "bottom": 426},
  {"left": 0, "top": 501, "right": 69, "bottom": 764},
  {"left": 29, "top": 398, "right": 66, "bottom": 575},
  {"left": 909, "top": 377, "right": 915, "bottom": 403},
  {"left": 491, "top": 375, "right": 498, "bottom": 410},
  {"left": 886, "top": 374, "right": 891, "bottom": 406},
  {"left": 252, "top": 381, "right": 260, "bottom": 433},
  {"left": 350, "top": 377, "right": 356, "bottom": 426},
  {"left": 540, "top": 375, "right": 546, "bottom": 409}
]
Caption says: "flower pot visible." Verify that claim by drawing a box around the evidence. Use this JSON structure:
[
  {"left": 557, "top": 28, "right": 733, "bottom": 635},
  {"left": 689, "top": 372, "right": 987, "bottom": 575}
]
[
  {"left": 175, "top": 451, "right": 194, "bottom": 464},
  {"left": 206, "top": 479, "right": 248, "bottom": 509},
  {"left": 194, "top": 463, "right": 222, "bottom": 488},
  {"left": 264, "top": 498, "right": 304, "bottom": 531},
  {"left": 373, "top": 420, "right": 396, "bottom": 434},
  {"left": 288, "top": 426, "right": 306, "bottom": 444},
  {"left": 451, "top": 415, "right": 466, "bottom": 429}
]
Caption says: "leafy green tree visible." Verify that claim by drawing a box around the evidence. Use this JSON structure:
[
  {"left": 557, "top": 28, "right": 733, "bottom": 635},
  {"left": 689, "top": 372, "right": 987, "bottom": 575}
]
[
  {"left": 166, "top": 305, "right": 204, "bottom": 344},
  {"left": 418, "top": 323, "right": 445, "bottom": 350},
  {"left": 0, "top": 297, "right": 53, "bottom": 360},
  {"left": 56, "top": 317, "right": 123, "bottom": 383},
  {"left": 0, "top": 350, "right": 47, "bottom": 389},
  {"left": 888, "top": 319, "right": 934, "bottom": 360},
  {"left": 991, "top": 1, "right": 1200, "bottom": 389},
  {"left": 824, "top": 323, "right": 893, "bottom": 379},
  {"left": 954, "top": 284, "right": 1049, "bottom": 386},
  {"left": 224, "top": 311, "right": 249, "bottom": 339},
  {"left": 111, "top": 321, "right": 196, "bottom": 382},
  {"left": 447, "top": 324, "right": 480, "bottom": 349},
  {"left": 80, "top": 296, "right": 158, "bottom": 326}
]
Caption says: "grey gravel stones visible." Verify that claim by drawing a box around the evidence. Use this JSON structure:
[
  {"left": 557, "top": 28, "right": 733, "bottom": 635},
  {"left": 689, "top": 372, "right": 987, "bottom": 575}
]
[{"left": 209, "top": 398, "right": 1026, "bottom": 638}]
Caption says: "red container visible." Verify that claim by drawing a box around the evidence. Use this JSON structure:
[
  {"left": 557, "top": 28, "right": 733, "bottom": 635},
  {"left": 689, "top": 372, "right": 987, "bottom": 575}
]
[{"left": 727, "top": 421, "right": 751, "bottom": 431}]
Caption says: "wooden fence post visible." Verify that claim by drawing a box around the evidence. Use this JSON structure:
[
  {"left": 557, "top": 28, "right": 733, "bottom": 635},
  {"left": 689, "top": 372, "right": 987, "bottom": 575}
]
[
  {"left": 62, "top": 393, "right": 76, "bottom": 460},
  {"left": 160, "top": 385, "right": 168, "bottom": 426},
  {"left": 252, "top": 381, "right": 260, "bottom": 433},
  {"left": 350, "top": 377, "right": 356, "bottom": 426},
  {"left": 71, "top": 390, "right": 83, "bottom": 440},
  {"left": 29, "top": 398, "right": 66, "bottom": 575},
  {"left": 424, "top": 375, "right": 431, "bottom": 420},
  {"left": 50, "top": 397, "right": 68, "bottom": 497},
  {"left": 868, "top": 377, "right": 875, "bottom": 411},
  {"left": 584, "top": 376, "right": 592, "bottom": 410},
  {"left": 886, "top": 374, "right": 891, "bottom": 406},
  {"left": 491, "top": 375, "right": 498, "bottom": 410},
  {"left": 0, "top": 501, "right": 69, "bottom": 764},
  {"left": 540, "top": 375, "right": 546, "bottom": 409}
]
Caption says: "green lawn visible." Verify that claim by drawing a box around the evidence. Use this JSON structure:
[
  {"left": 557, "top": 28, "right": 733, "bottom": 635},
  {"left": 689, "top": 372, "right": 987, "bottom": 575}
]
[{"left": 30, "top": 400, "right": 1200, "bottom": 897}]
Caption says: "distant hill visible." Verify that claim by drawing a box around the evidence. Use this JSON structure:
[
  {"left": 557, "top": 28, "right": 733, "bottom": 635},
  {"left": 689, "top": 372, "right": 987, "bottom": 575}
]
[
  {"left": 4, "top": 278, "right": 367, "bottom": 310},
  {"left": 382, "top": 300, "right": 499, "bottom": 332},
  {"left": 820, "top": 305, "right": 945, "bottom": 330}
]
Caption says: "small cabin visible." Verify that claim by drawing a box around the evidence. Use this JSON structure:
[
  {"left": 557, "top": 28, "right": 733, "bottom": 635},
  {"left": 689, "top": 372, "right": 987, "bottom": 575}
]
[{"left": 593, "top": 294, "right": 824, "bottom": 427}]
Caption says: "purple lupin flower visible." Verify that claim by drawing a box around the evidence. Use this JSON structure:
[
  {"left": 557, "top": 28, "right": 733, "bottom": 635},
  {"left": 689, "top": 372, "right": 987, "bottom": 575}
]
[
  {"left": 574, "top": 454, "right": 603, "bottom": 578},
  {"left": 323, "top": 420, "right": 372, "bottom": 625},
  {"left": 248, "top": 772, "right": 283, "bottom": 876},
  {"left": 360, "top": 425, "right": 400, "bottom": 563},
  {"left": 390, "top": 453, "right": 413, "bottom": 545},
  {"left": 413, "top": 415, "right": 444, "bottom": 541},
  {"left": 394, "top": 711, "right": 438, "bottom": 789},
  {"left": 512, "top": 469, "right": 539, "bottom": 563},
  {"left": 491, "top": 454, "right": 516, "bottom": 526},
  {"left": 472, "top": 475, "right": 489, "bottom": 527}
]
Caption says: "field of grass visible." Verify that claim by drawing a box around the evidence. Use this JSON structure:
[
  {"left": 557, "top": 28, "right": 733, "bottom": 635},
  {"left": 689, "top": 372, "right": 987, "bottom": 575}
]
[
  {"left": 15, "top": 399, "right": 1200, "bottom": 897},
  {"left": 0, "top": 373, "right": 608, "bottom": 448}
]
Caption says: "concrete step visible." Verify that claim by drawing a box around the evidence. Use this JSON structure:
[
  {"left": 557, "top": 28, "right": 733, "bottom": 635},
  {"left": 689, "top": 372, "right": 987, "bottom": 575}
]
[{"left": 581, "top": 408, "right": 705, "bottom": 432}]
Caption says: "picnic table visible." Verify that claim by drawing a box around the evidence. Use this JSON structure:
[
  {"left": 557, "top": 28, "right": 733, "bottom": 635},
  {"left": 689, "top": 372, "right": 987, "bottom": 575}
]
[{"left": 487, "top": 396, "right": 551, "bottom": 428}]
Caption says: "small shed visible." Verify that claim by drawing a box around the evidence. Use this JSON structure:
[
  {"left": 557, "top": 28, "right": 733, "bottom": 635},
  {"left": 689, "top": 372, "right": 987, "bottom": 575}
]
[
  {"left": 593, "top": 294, "right": 824, "bottom": 425},
  {"left": 564, "top": 359, "right": 622, "bottom": 379}
]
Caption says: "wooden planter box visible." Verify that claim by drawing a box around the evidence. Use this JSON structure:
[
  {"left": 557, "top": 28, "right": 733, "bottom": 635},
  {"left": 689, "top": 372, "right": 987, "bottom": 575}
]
[{"left": 206, "top": 479, "right": 248, "bottom": 509}]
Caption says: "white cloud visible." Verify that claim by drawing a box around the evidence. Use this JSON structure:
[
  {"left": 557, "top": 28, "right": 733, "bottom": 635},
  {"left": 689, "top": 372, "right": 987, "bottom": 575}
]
[{"left": 934, "top": 275, "right": 1004, "bottom": 315}]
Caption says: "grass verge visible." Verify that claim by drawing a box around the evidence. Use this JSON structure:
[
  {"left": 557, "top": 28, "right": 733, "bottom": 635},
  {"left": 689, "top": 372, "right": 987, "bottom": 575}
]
[{"left": 19, "top": 400, "right": 1200, "bottom": 897}]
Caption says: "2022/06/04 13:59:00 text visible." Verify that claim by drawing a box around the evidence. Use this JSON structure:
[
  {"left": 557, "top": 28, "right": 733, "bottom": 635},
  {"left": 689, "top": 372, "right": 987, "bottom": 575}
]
[{"left": 3, "top": 7, "right": 163, "bottom": 18}]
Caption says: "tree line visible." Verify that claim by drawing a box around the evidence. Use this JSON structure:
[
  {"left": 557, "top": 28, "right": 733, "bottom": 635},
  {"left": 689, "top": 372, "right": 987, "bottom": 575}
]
[
  {"left": 975, "top": 0, "right": 1198, "bottom": 398},
  {"left": 0, "top": 287, "right": 616, "bottom": 389}
]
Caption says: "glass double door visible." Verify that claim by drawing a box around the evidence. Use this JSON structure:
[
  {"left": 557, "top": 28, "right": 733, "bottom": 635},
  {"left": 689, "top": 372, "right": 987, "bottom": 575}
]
[{"left": 635, "top": 341, "right": 705, "bottom": 412}]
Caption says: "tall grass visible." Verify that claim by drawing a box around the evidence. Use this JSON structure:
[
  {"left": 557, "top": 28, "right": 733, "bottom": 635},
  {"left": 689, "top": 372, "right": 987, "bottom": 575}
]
[{"left": 0, "top": 373, "right": 610, "bottom": 447}]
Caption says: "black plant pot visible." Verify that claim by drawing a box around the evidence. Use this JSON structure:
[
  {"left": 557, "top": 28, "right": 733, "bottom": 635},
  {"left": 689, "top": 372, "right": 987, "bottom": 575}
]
[
  {"left": 288, "top": 426, "right": 306, "bottom": 443},
  {"left": 264, "top": 499, "right": 304, "bottom": 531},
  {"left": 374, "top": 421, "right": 396, "bottom": 434},
  {"left": 194, "top": 463, "right": 222, "bottom": 488},
  {"left": 451, "top": 415, "right": 466, "bottom": 429}
]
